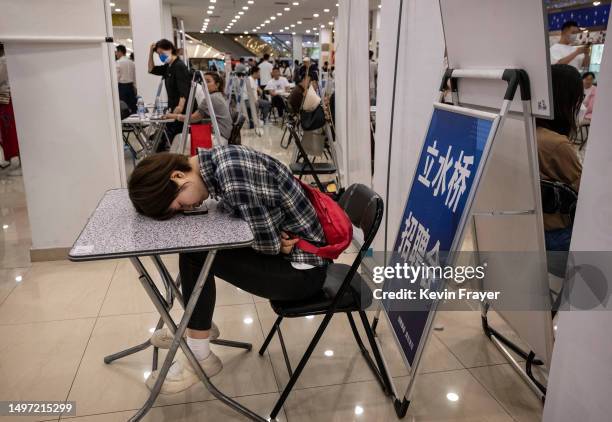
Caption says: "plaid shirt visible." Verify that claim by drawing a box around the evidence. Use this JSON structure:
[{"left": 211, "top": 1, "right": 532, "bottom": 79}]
[{"left": 198, "top": 146, "right": 328, "bottom": 267}]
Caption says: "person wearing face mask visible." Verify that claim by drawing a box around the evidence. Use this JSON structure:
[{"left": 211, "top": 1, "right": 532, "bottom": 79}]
[
  {"left": 148, "top": 39, "right": 192, "bottom": 150},
  {"left": 550, "top": 20, "right": 591, "bottom": 72}
]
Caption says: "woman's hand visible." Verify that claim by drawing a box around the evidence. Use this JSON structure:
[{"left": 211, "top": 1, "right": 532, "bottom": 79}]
[{"left": 280, "top": 231, "right": 299, "bottom": 255}]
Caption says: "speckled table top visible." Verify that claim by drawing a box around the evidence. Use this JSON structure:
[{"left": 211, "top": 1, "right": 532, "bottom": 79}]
[{"left": 69, "top": 189, "right": 253, "bottom": 261}]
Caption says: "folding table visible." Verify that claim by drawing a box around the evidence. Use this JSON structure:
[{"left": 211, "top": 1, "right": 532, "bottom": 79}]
[
  {"left": 121, "top": 115, "right": 173, "bottom": 157},
  {"left": 69, "top": 189, "right": 268, "bottom": 421}
]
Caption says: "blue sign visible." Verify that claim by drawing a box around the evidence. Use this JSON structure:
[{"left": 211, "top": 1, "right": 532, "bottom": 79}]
[
  {"left": 383, "top": 106, "right": 496, "bottom": 367},
  {"left": 548, "top": 4, "right": 610, "bottom": 31}
]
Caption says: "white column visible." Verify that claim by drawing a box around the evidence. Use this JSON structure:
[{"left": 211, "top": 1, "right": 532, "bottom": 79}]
[
  {"left": 319, "top": 29, "right": 332, "bottom": 70},
  {"left": 130, "top": 0, "right": 164, "bottom": 103},
  {"left": 292, "top": 34, "right": 303, "bottom": 62},
  {"left": 162, "top": 3, "right": 174, "bottom": 42}
]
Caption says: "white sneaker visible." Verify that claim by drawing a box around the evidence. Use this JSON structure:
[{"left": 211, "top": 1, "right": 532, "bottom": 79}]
[
  {"left": 150, "top": 322, "right": 220, "bottom": 349},
  {"left": 145, "top": 350, "right": 223, "bottom": 394}
]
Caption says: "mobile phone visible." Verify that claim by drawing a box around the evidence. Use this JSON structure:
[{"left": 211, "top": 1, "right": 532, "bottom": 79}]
[{"left": 183, "top": 205, "right": 209, "bottom": 216}]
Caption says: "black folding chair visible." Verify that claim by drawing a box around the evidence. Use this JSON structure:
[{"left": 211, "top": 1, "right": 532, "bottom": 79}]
[
  {"left": 228, "top": 113, "right": 246, "bottom": 145},
  {"left": 260, "top": 184, "right": 393, "bottom": 419}
]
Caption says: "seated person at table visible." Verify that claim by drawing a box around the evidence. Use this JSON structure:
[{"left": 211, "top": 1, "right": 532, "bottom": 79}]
[
  {"left": 536, "top": 64, "right": 583, "bottom": 252},
  {"left": 128, "top": 145, "right": 329, "bottom": 393},
  {"left": 244, "top": 65, "right": 271, "bottom": 127},
  {"left": 164, "top": 72, "right": 233, "bottom": 144},
  {"left": 265, "top": 67, "right": 290, "bottom": 118}
]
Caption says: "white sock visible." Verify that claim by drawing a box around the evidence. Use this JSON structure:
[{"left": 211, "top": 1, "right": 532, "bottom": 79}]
[{"left": 187, "top": 336, "right": 211, "bottom": 361}]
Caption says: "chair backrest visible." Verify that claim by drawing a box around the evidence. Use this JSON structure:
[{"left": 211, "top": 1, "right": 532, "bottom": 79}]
[
  {"left": 228, "top": 113, "right": 246, "bottom": 145},
  {"left": 540, "top": 179, "right": 578, "bottom": 224},
  {"left": 338, "top": 184, "right": 384, "bottom": 253}
]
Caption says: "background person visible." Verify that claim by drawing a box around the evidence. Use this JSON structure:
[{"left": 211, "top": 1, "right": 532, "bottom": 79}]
[
  {"left": 582, "top": 71, "right": 597, "bottom": 122},
  {"left": 258, "top": 53, "right": 273, "bottom": 90},
  {"left": 115, "top": 44, "right": 137, "bottom": 113},
  {"left": 535, "top": 64, "right": 583, "bottom": 252},
  {"left": 550, "top": 20, "right": 590, "bottom": 71},
  {"left": 164, "top": 72, "right": 233, "bottom": 143},
  {"left": 148, "top": 39, "right": 192, "bottom": 150},
  {"left": 244, "top": 66, "right": 271, "bottom": 127},
  {"left": 265, "top": 67, "right": 290, "bottom": 118}
]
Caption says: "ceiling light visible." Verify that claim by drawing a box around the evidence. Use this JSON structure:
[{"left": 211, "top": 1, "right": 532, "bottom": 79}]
[
  {"left": 235, "top": 15, "right": 240, "bottom": 19},
  {"left": 297, "top": 20, "right": 302, "bottom": 24},
  {"left": 243, "top": 316, "right": 253, "bottom": 324},
  {"left": 324, "top": 8, "right": 330, "bottom": 12},
  {"left": 292, "top": 32, "right": 296, "bottom": 35},
  {"left": 328, "top": 21, "right": 333, "bottom": 25},
  {"left": 293, "top": 2, "right": 300, "bottom": 5},
  {"left": 284, "top": 7, "right": 290, "bottom": 11},
  {"left": 232, "top": 19, "right": 237, "bottom": 22},
  {"left": 109, "top": 2, "right": 115, "bottom": 6},
  {"left": 324, "top": 350, "right": 334, "bottom": 357},
  {"left": 200, "top": 30, "right": 204, "bottom": 33},
  {"left": 268, "top": 31, "right": 272, "bottom": 34},
  {"left": 336, "top": 3, "right": 339, "bottom": 6},
  {"left": 290, "top": 24, "right": 295, "bottom": 27},
  {"left": 220, "top": 30, "right": 225, "bottom": 33},
  {"left": 313, "top": 13, "right": 319, "bottom": 17},
  {"left": 205, "top": 18, "right": 210, "bottom": 21},
  {"left": 210, "top": 0, "right": 216, "bottom": 2},
  {"left": 15, "top": 275, "right": 23, "bottom": 282},
  {"left": 277, "top": 12, "right": 283, "bottom": 16},
  {"left": 208, "top": 5, "right": 214, "bottom": 9},
  {"left": 378, "top": 4, "right": 382, "bottom": 8},
  {"left": 207, "top": 10, "right": 213, "bottom": 14},
  {"left": 305, "top": 29, "right": 310, "bottom": 33},
  {"left": 239, "top": 11, "right": 244, "bottom": 15},
  {"left": 248, "top": 0, "right": 254, "bottom": 3},
  {"left": 320, "top": 24, "right": 325, "bottom": 28},
  {"left": 446, "top": 392, "right": 459, "bottom": 402},
  {"left": 354, "top": 406, "right": 364, "bottom": 416},
  {"left": 271, "top": 16, "right": 276, "bottom": 20},
  {"left": 265, "top": 20, "right": 270, "bottom": 23},
  {"left": 279, "top": 29, "right": 284, "bottom": 32},
  {"left": 284, "top": 26, "right": 289, "bottom": 29},
  {"left": 115, "top": 8, "right": 122, "bottom": 12},
  {"left": 593, "top": 0, "right": 601, "bottom": 4}
]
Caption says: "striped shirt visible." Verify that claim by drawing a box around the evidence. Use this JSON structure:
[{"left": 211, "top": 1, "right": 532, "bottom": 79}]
[{"left": 197, "top": 145, "right": 328, "bottom": 267}]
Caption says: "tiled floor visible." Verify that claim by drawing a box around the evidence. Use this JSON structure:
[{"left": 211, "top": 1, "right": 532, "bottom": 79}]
[{"left": 0, "top": 125, "right": 544, "bottom": 421}]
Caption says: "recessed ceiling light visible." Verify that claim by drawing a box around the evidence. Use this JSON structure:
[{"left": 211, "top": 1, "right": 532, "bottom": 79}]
[
  {"left": 239, "top": 11, "right": 244, "bottom": 15},
  {"left": 268, "top": 31, "right": 272, "bottom": 34},
  {"left": 277, "top": 12, "right": 282, "bottom": 16},
  {"left": 305, "top": 29, "right": 310, "bottom": 33},
  {"left": 292, "top": 32, "right": 296, "bottom": 35},
  {"left": 293, "top": 1, "right": 299, "bottom": 5},
  {"left": 220, "top": 30, "right": 225, "bottom": 33},
  {"left": 446, "top": 392, "right": 459, "bottom": 402},
  {"left": 205, "top": 18, "right": 210, "bottom": 21},
  {"left": 297, "top": 20, "right": 302, "bottom": 24},
  {"left": 200, "top": 30, "right": 204, "bottom": 33},
  {"left": 110, "top": 2, "right": 116, "bottom": 6},
  {"left": 207, "top": 10, "right": 213, "bottom": 14},
  {"left": 313, "top": 13, "right": 319, "bottom": 17},
  {"left": 290, "top": 24, "right": 295, "bottom": 27},
  {"left": 324, "top": 8, "right": 330, "bottom": 12},
  {"left": 284, "top": 26, "right": 289, "bottom": 29},
  {"left": 115, "top": 8, "right": 121, "bottom": 12},
  {"left": 232, "top": 19, "right": 237, "bottom": 22},
  {"left": 279, "top": 29, "right": 284, "bottom": 32},
  {"left": 271, "top": 16, "right": 276, "bottom": 20},
  {"left": 208, "top": 5, "right": 214, "bottom": 9},
  {"left": 248, "top": 0, "right": 254, "bottom": 3},
  {"left": 265, "top": 20, "right": 270, "bottom": 23},
  {"left": 336, "top": 3, "right": 339, "bottom": 6},
  {"left": 284, "top": 7, "right": 290, "bottom": 11},
  {"left": 378, "top": 4, "right": 381, "bottom": 8},
  {"left": 328, "top": 21, "right": 333, "bottom": 25},
  {"left": 210, "top": 0, "right": 216, "bottom": 2},
  {"left": 244, "top": 31, "right": 249, "bottom": 34}
]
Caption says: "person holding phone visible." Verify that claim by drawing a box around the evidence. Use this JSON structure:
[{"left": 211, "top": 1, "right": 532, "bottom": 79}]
[{"left": 550, "top": 21, "right": 591, "bottom": 71}]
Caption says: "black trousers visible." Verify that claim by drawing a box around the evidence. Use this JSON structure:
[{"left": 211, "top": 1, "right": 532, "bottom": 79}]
[
  {"left": 118, "top": 83, "right": 137, "bottom": 114},
  {"left": 271, "top": 95, "right": 285, "bottom": 117},
  {"left": 179, "top": 248, "right": 327, "bottom": 330},
  {"left": 160, "top": 120, "right": 183, "bottom": 152}
]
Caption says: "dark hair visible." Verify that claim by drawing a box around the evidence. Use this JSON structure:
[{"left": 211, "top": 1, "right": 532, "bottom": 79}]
[
  {"left": 561, "top": 21, "right": 578, "bottom": 32},
  {"left": 582, "top": 71, "right": 595, "bottom": 80},
  {"left": 272, "top": 66, "right": 280, "bottom": 71},
  {"left": 128, "top": 153, "right": 192, "bottom": 220},
  {"left": 288, "top": 84, "right": 305, "bottom": 112},
  {"left": 204, "top": 71, "right": 225, "bottom": 92},
  {"left": 155, "top": 38, "right": 177, "bottom": 55},
  {"left": 116, "top": 45, "right": 127, "bottom": 55},
  {"left": 369, "top": 50, "right": 374, "bottom": 59},
  {"left": 536, "top": 64, "right": 583, "bottom": 138},
  {"left": 239, "top": 57, "right": 245, "bottom": 63},
  {"left": 294, "top": 59, "right": 299, "bottom": 65},
  {"left": 263, "top": 53, "right": 270, "bottom": 61},
  {"left": 250, "top": 65, "right": 260, "bottom": 75},
  {"left": 129, "top": 52, "right": 134, "bottom": 60}
]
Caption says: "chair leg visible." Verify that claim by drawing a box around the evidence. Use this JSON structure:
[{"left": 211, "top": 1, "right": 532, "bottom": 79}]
[
  {"left": 277, "top": 323, "right": 293, "bottom": 377},
  {"left": 359, "top": 311, "right": 394, "bottom": 395},
  {"left": 270, "top": 312, "right": 335, "bottom": 420},
  {"left": 258, "top": 315, "right": 282, "bottom": 355},
  {"left": 346, "top": 312, "right": 388, "bottom": 393}
]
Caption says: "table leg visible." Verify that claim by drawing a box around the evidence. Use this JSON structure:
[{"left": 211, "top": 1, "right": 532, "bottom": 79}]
[{"left": 129, "top": 253, "right": 266, "bottom": 422}]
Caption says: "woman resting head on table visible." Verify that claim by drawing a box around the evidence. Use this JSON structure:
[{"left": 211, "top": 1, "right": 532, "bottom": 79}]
[
  {"left": 163, "top": 71, "right": 233, "bottom": 143},
  {"left": 128, "top": 145, "right": 329, "bottom": 393}
]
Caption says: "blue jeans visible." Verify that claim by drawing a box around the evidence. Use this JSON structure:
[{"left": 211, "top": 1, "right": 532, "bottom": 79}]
[{"left": 545, "top": 227, "right": 572, "bottom": 277}]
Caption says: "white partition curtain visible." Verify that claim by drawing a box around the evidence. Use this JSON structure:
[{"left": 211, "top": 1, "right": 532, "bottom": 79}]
[
  {"left": 335, "top": 0, "right": 371, "bottom": 190},
  {"left": 372, "top": 0, "right": 446, "bottom": 255}
]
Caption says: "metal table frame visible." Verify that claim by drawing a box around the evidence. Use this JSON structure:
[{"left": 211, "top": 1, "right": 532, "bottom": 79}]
[{"left": 122, "top": 117, "right": 172, "bottom": 158}]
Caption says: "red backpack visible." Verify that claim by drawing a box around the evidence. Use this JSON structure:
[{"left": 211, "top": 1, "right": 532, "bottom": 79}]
[{"left": 295, "top": 179, "right": 353, "bottom": 259}]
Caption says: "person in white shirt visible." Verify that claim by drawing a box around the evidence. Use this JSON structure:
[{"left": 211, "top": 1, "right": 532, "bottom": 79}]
[
  {"left": 115, "top": 45, "right": 137, "bottom": 112},
  {"left": 258, "top": 53, "right": 273, "bottom": 90},
  {"left": 549, "top": 20, "right": 590, "bottom": 72},
  {"left": 243, "top": 66, "right": 271, "bottom": 127},
  {"left": 265, "top": 67, "right": 290, "bottom": 117},
  {"left": 369, "top": 50, "right": 378, "bottom": 105}
]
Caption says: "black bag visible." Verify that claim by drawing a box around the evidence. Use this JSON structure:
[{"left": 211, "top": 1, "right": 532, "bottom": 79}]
[{"left": 300, "top": 104, "right": 326, "bottom": 131}]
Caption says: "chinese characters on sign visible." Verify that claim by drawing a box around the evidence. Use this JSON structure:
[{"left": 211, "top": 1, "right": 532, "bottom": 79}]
[{"left": 417, "top": 139, "right": 475, "bottom": 213}]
